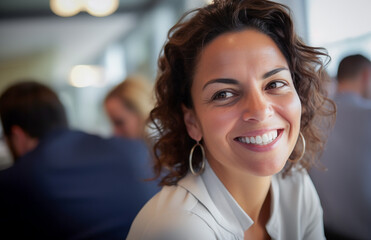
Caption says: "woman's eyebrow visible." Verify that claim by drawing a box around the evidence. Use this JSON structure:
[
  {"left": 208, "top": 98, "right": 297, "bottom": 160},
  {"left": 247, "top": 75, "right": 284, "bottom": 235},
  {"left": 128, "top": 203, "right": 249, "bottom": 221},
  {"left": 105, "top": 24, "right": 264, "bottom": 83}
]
[
  {"left": 262, "top": 67, "right": 289, "bottom": 79},
  {"left": 202, "top": 78, "right": 239, "bottom": 91},
  {"left": 202, "top": 68, "right": 289, "bottom": 90}
]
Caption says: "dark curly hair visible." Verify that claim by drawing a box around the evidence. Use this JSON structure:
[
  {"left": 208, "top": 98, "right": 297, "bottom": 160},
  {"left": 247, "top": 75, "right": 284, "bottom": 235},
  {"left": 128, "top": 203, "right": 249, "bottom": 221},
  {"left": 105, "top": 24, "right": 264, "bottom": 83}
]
[{"left": 150, "top": 0, "right": 335, "bottom": 186}]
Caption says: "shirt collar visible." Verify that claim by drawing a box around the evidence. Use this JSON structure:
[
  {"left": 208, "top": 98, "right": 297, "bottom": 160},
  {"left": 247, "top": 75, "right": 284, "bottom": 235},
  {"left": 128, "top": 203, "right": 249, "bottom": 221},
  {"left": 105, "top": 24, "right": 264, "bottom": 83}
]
[
  {"left": 179, "top": 160, "right": 255, "bottom": 238},
  {"left": 202, "top": 160, "right": 254, "bottom": 238},
  {"left": 177, "top": 164, "right": 236, "bottom": 233},
  {"left": 266, "top": 174, "right": 280, "bottom": 238},
  {"left": 178, "top": 160, "right": 282, "bottom": 238}
]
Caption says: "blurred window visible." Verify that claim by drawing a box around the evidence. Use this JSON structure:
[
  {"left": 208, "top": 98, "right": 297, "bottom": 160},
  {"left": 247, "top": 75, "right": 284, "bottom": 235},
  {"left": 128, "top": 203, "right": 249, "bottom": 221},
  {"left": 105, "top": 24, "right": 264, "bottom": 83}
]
[{"left": 306, "top": 0, "right": 371, "bottom": 76}]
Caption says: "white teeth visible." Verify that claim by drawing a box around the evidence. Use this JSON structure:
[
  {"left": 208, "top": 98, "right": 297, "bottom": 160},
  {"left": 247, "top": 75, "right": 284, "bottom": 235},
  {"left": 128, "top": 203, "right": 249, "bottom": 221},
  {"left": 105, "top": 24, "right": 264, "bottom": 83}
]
[{"left": 238, "top": 130, "right": 279, "bottom": 146}]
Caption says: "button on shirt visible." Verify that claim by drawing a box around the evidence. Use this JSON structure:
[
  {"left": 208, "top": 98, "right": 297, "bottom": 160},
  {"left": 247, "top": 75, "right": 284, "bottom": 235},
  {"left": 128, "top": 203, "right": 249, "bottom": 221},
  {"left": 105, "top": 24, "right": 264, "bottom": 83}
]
[{"left": 127, "top": 161, "right": 325, "bottom": 240}]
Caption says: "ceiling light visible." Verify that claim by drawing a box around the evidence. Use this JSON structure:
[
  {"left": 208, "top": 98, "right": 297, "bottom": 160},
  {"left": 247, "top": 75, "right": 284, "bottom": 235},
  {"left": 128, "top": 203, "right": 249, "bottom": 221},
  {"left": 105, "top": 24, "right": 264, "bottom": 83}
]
[
  {"left": 69, "top": 65, "right": 104, "bottom": 88},
  {"left": 50, "top": 0, "right": 82, "bottom": 17},
  {"left": 50, "top": 0, "right": 119, "bottom": 17},
  {"left": 84, "top": 0, "right": 119, "bottom": 17}
]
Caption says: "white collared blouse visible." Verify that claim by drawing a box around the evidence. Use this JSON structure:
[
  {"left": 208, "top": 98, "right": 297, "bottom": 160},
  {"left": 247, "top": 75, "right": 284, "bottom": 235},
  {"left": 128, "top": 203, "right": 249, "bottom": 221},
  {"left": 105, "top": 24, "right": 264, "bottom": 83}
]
[{"left": 127, "top": 161, "right": 325, "bottom": 240}]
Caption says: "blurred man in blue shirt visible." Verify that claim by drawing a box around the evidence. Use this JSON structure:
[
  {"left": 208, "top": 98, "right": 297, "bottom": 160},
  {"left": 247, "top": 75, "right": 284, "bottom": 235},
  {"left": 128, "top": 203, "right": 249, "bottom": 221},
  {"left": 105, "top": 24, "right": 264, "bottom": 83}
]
[
  {"left": 0, "top": 81, "right": 158, "bottom": 239},
  {"left": 310, "top": 54, "right": 371, "bottom": 239}
]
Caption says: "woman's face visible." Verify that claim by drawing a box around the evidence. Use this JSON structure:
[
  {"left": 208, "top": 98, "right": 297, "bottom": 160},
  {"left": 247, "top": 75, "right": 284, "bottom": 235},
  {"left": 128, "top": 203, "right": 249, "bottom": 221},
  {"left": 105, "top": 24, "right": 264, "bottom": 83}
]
[
  {"left": 105, "top": 97, "right": 143, "bottom": 139},
  {"left": 183, "top": 29, "right": 301, "bottom": 177}
]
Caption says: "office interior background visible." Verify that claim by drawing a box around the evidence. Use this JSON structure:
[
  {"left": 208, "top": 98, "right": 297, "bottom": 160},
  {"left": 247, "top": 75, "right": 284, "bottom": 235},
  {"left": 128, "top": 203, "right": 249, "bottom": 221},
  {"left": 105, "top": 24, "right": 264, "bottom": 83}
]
[{"left": 0, "top": 0, "right": 370, "bottom": 164}]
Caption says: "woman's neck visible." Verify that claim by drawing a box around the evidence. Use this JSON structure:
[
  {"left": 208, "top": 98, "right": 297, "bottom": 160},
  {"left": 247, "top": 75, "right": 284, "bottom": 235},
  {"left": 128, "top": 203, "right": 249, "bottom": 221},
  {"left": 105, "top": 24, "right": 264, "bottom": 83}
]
[{"left": 209, "top": 159, "right": 272, "bottom": 222}]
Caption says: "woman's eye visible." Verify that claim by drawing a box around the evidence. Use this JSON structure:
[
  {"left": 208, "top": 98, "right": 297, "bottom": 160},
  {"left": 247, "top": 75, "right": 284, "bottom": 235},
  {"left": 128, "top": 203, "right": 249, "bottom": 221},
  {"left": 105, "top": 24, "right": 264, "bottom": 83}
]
[
  {"left": 212, "top": 91, "right": 235, "bottom": 100},
  {"left": 266, "top": 81, "right": 285, "bottom": 90}
]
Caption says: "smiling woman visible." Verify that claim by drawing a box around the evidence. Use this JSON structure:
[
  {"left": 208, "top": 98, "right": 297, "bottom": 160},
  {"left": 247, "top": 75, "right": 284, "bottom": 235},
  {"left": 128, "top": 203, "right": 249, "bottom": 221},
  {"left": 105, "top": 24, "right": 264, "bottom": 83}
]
[
  {"left": 186, "top": 29, "right": 302, "bottom": 179},
  {"left": 127, "top": 0, "right": 335, "bottom": 239}
]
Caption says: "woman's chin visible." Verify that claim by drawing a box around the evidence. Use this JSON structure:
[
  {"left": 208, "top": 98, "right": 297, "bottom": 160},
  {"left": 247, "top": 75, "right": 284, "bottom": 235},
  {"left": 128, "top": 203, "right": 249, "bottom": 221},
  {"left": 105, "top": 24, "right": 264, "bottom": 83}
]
[{"left": 245, "top": 160, "right": 287, "bottom": 177}]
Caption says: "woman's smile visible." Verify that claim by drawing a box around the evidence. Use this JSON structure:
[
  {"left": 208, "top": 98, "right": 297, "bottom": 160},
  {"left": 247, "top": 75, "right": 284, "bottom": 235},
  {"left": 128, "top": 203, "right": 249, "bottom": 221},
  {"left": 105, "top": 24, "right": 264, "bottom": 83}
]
[{"left": 234, "top": 128, "right": 284, "bottom": 152}]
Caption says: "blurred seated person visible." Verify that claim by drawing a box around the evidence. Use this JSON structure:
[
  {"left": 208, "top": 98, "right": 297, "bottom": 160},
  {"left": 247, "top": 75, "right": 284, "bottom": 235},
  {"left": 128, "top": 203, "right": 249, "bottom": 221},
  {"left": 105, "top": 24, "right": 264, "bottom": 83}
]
[
  {"left": 310, "top": 54, "right": 371, "bottom": 239},
  {"left": 0, "top": 81, "right": 158, "bottom": 239},
  {"left": 104, "top": 76, "right": 154, "bottom": 139}
]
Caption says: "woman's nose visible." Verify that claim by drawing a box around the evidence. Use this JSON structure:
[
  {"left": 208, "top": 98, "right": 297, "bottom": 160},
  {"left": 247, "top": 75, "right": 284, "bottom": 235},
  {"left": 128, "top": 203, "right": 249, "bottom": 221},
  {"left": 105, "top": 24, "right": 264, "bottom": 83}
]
[{"left": 241, "top": 92, "right": 273, "bottom": 122}]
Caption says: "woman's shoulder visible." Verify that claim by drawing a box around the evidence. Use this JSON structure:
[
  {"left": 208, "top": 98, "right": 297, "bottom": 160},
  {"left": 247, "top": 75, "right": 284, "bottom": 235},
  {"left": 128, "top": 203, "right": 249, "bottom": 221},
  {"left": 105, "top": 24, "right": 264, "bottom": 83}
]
[
  {"left": 274, "top": 168, "right": 320, "bottom": 203},
  {"left": 127, "top": 184, "right": 216, "bottom": 239},
  {"left": 147, "top": 184, "right": 199, "bottom": 212},
  {"left": 270, "top": 169, "right": 325, "bottom": 239}
]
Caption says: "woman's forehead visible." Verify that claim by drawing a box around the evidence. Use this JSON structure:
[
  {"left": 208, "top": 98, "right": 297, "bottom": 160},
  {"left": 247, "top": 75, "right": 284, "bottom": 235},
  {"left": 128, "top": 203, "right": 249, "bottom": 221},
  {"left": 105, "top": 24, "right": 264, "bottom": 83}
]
[{"left": 193, "top": 30, "right": 288, "bottom": 82}]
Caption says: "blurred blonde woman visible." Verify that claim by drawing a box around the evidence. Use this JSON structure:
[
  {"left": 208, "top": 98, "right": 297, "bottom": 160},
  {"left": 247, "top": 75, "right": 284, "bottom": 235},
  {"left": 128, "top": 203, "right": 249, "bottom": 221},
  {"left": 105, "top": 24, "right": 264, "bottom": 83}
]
[{"left": 104, "top": 76, "right": 154, "bottom": 139}]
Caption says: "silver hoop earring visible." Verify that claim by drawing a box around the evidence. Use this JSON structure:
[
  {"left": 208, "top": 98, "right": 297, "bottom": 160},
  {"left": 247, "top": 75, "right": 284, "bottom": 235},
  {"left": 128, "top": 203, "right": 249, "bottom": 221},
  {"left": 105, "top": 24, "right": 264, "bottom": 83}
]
[
  {"left": 290, "top": 132, "right": 306, "bottom": 163},
  {"left": 189, "top": 141, "right": 206, "bottom": 176}
]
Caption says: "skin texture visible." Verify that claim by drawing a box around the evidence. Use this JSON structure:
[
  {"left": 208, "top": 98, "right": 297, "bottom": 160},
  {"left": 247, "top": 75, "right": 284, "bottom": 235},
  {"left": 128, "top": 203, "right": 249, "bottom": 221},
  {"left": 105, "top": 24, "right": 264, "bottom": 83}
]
[
  {"left": 105, "top": 97, "right": 143, "bottom": 139},
  {"left": 183, "top": 29, "right": 302, "bottom": 239}
]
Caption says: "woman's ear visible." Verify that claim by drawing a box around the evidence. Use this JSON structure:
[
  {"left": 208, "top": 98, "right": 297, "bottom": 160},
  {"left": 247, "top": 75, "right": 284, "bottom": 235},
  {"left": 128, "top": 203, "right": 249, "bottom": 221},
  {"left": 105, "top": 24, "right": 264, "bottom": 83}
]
[{"left": 182, "top": 104, "right": 202, "bottom": 142}]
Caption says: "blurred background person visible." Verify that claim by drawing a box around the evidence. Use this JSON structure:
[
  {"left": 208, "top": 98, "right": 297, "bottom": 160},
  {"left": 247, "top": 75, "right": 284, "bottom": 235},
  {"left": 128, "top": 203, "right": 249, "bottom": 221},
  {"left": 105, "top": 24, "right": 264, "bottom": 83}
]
[
  {"left": 0, "top": 81, "right": 158, "bottom": 239},
  {"left": 104, "top": 75, "right": 154, "bottom": 139},
  {"left": 310, "top": 54, "right": 371, "bottom": 240},
  {"left": 104, "top": 76, "right": 159, "bottom": 190}
]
